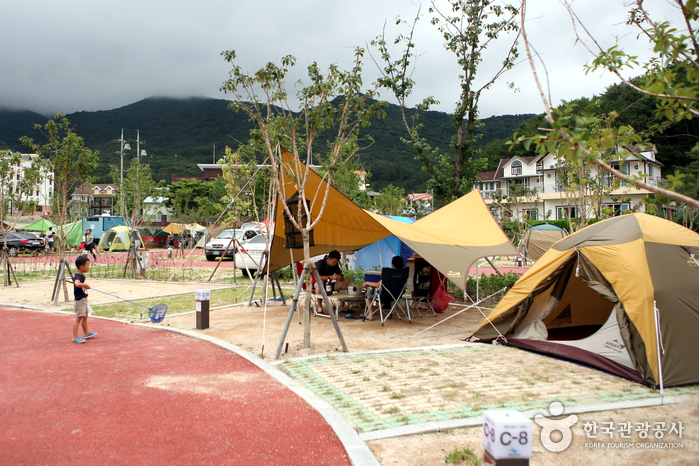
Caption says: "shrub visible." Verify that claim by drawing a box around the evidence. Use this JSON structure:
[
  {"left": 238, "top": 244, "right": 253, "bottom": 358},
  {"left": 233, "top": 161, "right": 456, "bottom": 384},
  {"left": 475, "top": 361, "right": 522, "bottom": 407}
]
[{"left": 466, "top": 272, "right": 521, "bottom": 301}]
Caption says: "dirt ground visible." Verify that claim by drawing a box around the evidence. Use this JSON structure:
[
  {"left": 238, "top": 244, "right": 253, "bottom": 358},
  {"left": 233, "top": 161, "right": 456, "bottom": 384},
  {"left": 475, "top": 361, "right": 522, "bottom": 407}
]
[{"left": 3, "top": 279, "right": 697, "bottom": 465}]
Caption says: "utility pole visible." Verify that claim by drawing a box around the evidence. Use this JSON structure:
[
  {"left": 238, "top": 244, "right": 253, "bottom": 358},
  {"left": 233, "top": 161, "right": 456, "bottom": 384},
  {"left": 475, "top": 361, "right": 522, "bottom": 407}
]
[
  {"left": 115, "top": 130, "right": 131, "bottom": 218},
  {"left": 136, "top": 130, "right": 141, "bottom": 162},
  {"left": 119, "top": 129, "right": 125, "bottom": 217}
]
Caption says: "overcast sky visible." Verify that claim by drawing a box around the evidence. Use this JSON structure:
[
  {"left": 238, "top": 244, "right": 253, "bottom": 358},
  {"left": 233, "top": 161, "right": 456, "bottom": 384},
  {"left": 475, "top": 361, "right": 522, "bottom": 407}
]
[{"left": 0, "top": 1, "right": 686, "bottom": 118}]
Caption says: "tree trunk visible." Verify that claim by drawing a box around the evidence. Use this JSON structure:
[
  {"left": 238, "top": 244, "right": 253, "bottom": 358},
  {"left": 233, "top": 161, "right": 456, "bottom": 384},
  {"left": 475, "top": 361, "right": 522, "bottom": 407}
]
[{"left": 302, "top": 229, "right": 311, "bottom": 348}]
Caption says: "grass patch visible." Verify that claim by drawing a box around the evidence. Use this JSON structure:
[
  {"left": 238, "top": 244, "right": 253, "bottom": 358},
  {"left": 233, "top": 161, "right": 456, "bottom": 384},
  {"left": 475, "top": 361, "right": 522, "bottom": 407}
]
[
  {"left": 89, "top": 285, "right": 264, "bottom": 320},
  {"left": 444, "top": 446, "right": 482, "bottom": 465}
]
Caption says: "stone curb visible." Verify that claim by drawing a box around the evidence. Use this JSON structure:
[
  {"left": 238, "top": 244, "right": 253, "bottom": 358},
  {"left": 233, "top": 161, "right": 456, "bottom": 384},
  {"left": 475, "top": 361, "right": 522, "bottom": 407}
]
[
  {"left": 269, "top": 342, "right": 481, "bottom": 366},
  {"left": 359, "top": 395, "right": 686, "bottom": 441}
]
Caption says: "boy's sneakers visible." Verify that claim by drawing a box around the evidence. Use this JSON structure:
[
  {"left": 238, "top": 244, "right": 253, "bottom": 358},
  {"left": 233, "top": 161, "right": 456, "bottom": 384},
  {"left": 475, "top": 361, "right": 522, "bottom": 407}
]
[
  {"left": 83, "top": 332, "right": 97, "bottom": 339},
  {"left": 73, "top": 337, "right": 86, "bottom": 344}
]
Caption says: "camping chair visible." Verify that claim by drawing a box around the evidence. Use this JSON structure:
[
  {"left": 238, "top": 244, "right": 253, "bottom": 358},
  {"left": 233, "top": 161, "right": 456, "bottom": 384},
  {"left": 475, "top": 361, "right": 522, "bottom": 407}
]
[{"left": 364, "top": 267, "right": 410, "bottom": 326}]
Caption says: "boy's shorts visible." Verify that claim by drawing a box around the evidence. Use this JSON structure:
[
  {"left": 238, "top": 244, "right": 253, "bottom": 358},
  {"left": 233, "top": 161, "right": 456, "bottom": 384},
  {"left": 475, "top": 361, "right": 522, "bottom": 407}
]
[{"left": 74, "top": 298, "right": 92, "bottom": 317}]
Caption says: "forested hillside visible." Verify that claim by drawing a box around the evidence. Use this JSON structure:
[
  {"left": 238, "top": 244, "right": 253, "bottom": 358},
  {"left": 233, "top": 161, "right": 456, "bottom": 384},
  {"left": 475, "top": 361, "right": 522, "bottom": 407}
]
[
  {"left": 4, "top": 76, "right": 698, "bottom": 193},
  {"left": 0, "top": 97, "right": 533, "bottom": 191}
]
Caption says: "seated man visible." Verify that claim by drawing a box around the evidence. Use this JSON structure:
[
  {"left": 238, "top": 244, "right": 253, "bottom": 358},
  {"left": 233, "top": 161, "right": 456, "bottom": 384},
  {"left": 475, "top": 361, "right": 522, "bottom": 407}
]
[
  {"left": 314, "top": 250, "right": 350, "bottom": 312},
  {"left": 362, "top": 256, "right": 404, "bottom": 321},
  {"left": 84, "top": 229, "right": 98, "bottom": 261}
]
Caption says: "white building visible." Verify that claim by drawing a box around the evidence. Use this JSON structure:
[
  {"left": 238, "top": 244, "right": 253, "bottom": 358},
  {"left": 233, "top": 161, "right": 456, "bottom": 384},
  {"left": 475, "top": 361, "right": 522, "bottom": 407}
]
[
  {"left": 70, "top": 184, "right": 117, "bottom": 217},
  {"left": 6, "top": 153, "right": 54, "bottom": 215},
  {"left": 476, "top": 145, "right": 663, "bottom": 221},
  {"left": 142, "top": 196, "right": 171, "bottom": 226}
]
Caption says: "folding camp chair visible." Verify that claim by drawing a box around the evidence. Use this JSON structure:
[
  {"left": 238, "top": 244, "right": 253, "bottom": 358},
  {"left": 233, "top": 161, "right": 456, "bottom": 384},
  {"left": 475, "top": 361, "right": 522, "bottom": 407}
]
[{"left": 363, "top": 267, "right": 410, "bottom": 326}]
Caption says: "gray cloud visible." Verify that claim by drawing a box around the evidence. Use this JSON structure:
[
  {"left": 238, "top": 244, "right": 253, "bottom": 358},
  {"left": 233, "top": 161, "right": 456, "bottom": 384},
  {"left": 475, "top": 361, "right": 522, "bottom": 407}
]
[{"left": 0, "top": 0, "right": 684, "bottom": 118}]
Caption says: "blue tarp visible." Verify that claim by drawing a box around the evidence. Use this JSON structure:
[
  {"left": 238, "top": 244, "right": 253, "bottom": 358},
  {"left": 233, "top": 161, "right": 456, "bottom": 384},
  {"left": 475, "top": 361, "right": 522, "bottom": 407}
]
[{"left": 353, "top": 215, "right": 415, "bottom": 270}]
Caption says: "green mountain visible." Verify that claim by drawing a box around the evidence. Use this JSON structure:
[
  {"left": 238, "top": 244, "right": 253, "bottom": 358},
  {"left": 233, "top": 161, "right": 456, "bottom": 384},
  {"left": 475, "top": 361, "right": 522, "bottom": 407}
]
[
  {"left": 0, "top": 97, "right": 533, "bottom": 191},
  {"left": 0, "top": 109, "right": 50, "bottom": 151}
]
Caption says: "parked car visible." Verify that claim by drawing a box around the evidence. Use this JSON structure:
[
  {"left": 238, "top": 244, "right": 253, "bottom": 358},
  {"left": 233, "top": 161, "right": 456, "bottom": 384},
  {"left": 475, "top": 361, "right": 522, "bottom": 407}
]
[
  {"left": 0, "top": 233, "right": 45, "bottom": 256},
  {"left": 234, "top": 234, "right": 270, "bottom": 274},
  {"left": 204, "top": 228, "right": 261, "bottom": 261}
]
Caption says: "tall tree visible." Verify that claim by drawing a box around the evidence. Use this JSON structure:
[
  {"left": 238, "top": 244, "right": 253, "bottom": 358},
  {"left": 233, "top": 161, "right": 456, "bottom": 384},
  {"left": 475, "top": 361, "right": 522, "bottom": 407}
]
[
  {"left": 164, "top": 178, "right": 223, "bottom": 224},
  {"left": 220, "top": 146, "right": 253, "bottom": 224},
  {"left": 20, "top": 114, "right": 98, "bottom": 259},
  {"left": 373, "top": 184, "right": 409, "bottom": 216},
  {"left": 372, "top": 1, "right": 520, "bottom": 206},
  {"left": 1, "top": 151, "right": 43, "bottom": 285},
  {"left": 220, "top": 48, "right": 384, "bottom": 348},
  {"left": 516, "top": 0, "right": 699, "bottom": 209}
]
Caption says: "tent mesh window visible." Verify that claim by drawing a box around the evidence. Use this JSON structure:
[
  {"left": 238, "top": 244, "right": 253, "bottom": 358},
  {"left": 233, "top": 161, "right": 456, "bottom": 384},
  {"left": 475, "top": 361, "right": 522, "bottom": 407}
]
[{"left": 284, "top": 192, "right": 314, "bottom": 249}]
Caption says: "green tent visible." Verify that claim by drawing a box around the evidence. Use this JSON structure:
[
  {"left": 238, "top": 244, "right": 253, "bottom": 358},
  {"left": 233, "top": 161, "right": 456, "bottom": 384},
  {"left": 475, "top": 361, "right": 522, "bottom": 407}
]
[
  {"left": 21, "top": 218, "right": 57, "bottom": 232},
  {"left": 64, "top": 220, "right": 84, "bottom": 247},
  {"left": 98, "top": 226, "right": 144, "bottom": 251}
]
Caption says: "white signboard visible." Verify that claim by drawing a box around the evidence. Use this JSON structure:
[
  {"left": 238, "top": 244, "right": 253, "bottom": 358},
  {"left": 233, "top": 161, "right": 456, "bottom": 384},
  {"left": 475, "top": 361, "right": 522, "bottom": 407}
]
[
  {"left": 196, "top": 301, "right": 202, "bottom": 313},
  {"left": 483, "top": 410, "right": 532, "bottom": 459},
  {"left": 195, "top": 289, "right": 211, "bottom": 301}
]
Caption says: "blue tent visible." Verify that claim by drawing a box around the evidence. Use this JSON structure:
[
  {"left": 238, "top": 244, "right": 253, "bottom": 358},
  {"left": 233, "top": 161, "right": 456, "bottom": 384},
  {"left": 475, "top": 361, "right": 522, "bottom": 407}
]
[{"left": 353, "top": 215, "right": 415, "bottom": 270}]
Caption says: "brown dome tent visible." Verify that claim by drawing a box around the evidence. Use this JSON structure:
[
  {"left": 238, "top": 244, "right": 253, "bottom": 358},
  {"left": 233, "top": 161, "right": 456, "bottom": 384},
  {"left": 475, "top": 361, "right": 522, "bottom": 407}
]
[
  {"left": 517, "top": 223, "right": 568, "bottom": 263},
  {"left": 471, "top": 213, "right": 699, "bottom": 388}
]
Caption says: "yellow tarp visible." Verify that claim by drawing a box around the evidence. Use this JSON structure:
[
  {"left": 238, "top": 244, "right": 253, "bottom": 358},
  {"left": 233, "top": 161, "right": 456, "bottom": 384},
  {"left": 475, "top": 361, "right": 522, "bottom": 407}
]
[
  {"left": 268, "top": 149, "right": 518, "bottom": 290},
  {"left": 267, "top": 148, "right": 391, "bottom": 271},
  {"left": 366, "top": 190, "right": 518, "bottom": 290}
]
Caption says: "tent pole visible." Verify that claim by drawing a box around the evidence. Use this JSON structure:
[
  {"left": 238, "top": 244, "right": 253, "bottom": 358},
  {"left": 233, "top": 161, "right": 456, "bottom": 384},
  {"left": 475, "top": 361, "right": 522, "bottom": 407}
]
[
  {"left": 476, "top": 261, "right": 479, "bottom": 302},
  {"left": 484, "top": 257, "right": 503, "bottom": 276},
  {"left": 411, "top": 286, "right": 508, "bottom": 338},
  {"left": 654, "top": 300, "right": 665, "bottom": 399},
  {"left": 311, "top": 265, "right": 349, "bottom": 353},
  {"left": 275, "top": 263, "right": 308, "bottom": 359}
]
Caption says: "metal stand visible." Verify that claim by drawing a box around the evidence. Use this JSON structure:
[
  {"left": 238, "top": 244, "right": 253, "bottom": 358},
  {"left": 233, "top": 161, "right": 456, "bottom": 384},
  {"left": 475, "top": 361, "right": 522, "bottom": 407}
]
[
  {"left": 248, "top": 250, "right": 286, "bottom": 306},
  {"left": 1, "top": 249, "right": 19, "bottom": 287},
  {"left": 122, "top": 242, "right": 145, "bottom": 278},
  {"left": 275, "top": 262, "right": 348, "bottom": 359},
  {"left": 51, "top": 259, "right": 75, "bottom": 305}
]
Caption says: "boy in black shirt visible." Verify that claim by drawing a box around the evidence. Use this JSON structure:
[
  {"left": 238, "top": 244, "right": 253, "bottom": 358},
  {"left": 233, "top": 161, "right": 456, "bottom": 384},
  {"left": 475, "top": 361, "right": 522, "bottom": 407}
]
[{"left": 73, "top": 255, "right": 97, "bottom": 344}]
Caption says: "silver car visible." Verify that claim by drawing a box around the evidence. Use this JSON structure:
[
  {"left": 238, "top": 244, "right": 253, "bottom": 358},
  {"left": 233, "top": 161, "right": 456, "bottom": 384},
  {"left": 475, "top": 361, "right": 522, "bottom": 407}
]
[
  {"left": 234, "top": 234, "right": 270, "bottom": 274},
  {"left": 204, "top": 228, "right": 260, "bottom": 261}
]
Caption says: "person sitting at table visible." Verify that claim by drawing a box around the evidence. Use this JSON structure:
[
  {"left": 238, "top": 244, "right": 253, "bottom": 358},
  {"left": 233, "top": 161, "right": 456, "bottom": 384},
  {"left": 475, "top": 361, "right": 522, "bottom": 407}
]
[
  {"left": 362, "top": 255, "right": 404, "bottom": 321},
  {"left": 314, "top": 250, "right": 350, "bottom": 313}
]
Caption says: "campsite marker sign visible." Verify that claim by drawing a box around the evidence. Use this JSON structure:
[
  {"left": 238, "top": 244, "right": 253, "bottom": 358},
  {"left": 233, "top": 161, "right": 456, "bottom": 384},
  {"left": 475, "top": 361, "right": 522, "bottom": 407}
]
[
  {"left": 196, "top": 289, "right": 210, "bottom": 330},
  {"left": 483, "top": 410, "right": 531, "bottom": 465}
]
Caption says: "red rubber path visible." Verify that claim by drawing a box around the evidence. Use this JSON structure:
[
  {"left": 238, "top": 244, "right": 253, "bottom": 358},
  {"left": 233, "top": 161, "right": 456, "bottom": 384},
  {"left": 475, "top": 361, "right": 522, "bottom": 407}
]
[{"left": 0, "top": 307, "right": 350, "bottom": 465}]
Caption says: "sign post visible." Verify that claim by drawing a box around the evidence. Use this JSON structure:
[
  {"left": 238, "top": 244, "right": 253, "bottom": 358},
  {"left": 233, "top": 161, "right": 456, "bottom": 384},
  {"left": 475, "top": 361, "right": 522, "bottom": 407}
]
[
  {"left": 483, "top": 410, "right": 532, "bottom": 465},
  {"left": 196, "top": 289, "right": 211, "bottom": 330}
]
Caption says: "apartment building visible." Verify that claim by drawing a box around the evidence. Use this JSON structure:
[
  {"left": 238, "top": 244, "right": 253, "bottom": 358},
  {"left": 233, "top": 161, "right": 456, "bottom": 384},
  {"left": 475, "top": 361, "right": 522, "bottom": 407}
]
[
  {"left": 5, "top": 153, "right": 54, "bottom": 215},
  {"left": 476, "top": 146, "right": 663, "bottom": 221}
]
